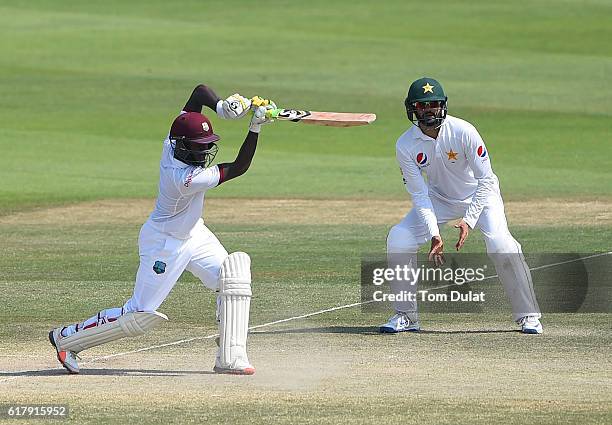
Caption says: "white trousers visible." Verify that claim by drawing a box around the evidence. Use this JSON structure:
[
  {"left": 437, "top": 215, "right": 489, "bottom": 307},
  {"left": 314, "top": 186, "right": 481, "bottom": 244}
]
[
  {"left": 386, "top": 194, "right": 541, "bottom": 322},
  {"left": 124, "top": 218, "right": 228, "bottom": 312},
  {"left": 63, "top": 219, "right": 227, "bottom": 337}
]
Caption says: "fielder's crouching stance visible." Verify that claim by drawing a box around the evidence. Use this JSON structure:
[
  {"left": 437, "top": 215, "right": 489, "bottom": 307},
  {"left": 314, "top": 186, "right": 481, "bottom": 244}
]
[
  {"left": 49, "top": 84, "right": 275, "bottom": 375},
  {"left": 381, "top": 77, "right": 542, "bottom": 335}
]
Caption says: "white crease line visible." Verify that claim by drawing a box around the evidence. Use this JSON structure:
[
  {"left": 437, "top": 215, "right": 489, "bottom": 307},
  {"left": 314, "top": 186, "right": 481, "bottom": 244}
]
[
  {"left": 1, "top": 252, "right": 610, "bottom": 384},
  {"left": 248, "top": 301, "right": 369, "bottom": 331}
]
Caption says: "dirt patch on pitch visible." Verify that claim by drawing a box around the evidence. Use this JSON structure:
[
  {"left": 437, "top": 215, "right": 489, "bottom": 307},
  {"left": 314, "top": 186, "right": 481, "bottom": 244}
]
[{"left": 0, "top": 198, "right": 610, "bottom": 227}]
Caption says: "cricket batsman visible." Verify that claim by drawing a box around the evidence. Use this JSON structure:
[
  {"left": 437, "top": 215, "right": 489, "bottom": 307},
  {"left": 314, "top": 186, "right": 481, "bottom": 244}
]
[
  {"left": 380, "top": 77, "right": 542, "bottom": 334},
  {"left": 49, "top": 84, "right": 275, "bottom": 374}
]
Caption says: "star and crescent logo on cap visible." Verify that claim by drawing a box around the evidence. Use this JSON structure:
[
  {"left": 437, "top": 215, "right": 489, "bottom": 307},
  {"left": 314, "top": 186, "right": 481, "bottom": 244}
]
[{"left": 422, "top": 83, "right": 434, "bottom": 93}]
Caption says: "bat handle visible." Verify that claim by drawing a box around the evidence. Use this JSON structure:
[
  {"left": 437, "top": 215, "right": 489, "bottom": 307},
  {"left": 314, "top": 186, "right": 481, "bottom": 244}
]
[
  {"left": 251, "top": 97, "right": 280, "bottom": 118},
  {"left": 265, "top": 108, "right": 281, "bottom": 119}
]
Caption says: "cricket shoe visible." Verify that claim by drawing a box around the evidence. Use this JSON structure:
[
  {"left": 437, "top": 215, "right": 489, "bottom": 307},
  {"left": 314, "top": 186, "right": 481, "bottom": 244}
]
[
  {"left": 48, "top": 328, "right": 80, "bottom": 374},
  {"left": 379, "top": 313, "right": 420, "bottom": 333},
  {"left": 213, "top": 360, "right": 255, "bottom": 375},
  {"left": 518, "top": 316, "right": 543, "bottom": 334}
]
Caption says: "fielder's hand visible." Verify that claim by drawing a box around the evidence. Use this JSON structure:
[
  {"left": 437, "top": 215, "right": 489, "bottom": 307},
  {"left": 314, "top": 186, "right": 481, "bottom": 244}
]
[
  {"left": 249, "top": 106, "right": 274, "bottom": 133},
  {"left": 218, "top": 93, "right": 251, "bottom": 119},
  {"left": 454, "top": 219, "right": 470, "bottom": 251},
  {"left": 428, "top": 235, "right": 445, "bottom": 266}
]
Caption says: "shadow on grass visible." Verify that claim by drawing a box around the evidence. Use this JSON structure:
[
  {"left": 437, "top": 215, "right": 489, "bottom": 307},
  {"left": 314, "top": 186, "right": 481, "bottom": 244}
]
[
  {"left": 81, "top": 368, "right": 217, "bottom": 376},
  {"left": 419, "top": 329, "right": 520, "bottom": 334},
  {"left": 0, "top": 368, "right": 216, "bottom": 378},
  {"left": 251, "top": 326, "right": 520, "bottom": 336},
  {"left": 251, "top": 326, "right": 380, "bottom": 335}
]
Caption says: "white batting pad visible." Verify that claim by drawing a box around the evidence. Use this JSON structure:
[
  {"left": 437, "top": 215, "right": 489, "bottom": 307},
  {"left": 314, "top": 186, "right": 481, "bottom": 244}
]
[
  {"left": 58, "top": 311, "right": 168, "bottom": 353},
  {"left": 218, "top": 252, "right": 252, "bottom": 369}
]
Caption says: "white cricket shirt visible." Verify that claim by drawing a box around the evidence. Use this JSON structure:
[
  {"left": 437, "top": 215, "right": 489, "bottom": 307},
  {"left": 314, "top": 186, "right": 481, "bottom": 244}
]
[
  {"left": 396, "top": 115, "right": 500, "bottom": 237},
  {"left": 147, "top": 134, "right": 220, "bottom": 239}
]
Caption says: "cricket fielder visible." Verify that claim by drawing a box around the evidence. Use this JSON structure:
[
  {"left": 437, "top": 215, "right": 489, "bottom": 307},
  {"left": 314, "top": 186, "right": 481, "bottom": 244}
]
[
  {"left": 49, "top": 84, "right": 275, "bottom": 374},
  {"left": 380, "top": 77, "right": 542, "bottom": 334}
]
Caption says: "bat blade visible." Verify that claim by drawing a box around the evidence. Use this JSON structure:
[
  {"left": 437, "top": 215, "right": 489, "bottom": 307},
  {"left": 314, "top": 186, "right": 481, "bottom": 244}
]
[{"left": 270, "top": 109, "right": 376, "bottom": 127}]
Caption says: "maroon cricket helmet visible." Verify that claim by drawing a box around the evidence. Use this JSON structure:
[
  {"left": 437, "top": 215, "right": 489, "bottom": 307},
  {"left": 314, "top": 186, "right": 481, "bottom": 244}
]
[
  {"left": 170, "top": 112, "right": 220, "bottom": 144},
  {"left": 169, "top": 112, "right": 220, "bottom": 167}
]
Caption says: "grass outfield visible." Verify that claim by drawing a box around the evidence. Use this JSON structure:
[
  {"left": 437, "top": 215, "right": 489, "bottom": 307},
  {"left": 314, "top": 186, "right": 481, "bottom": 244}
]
[
  {"left": 1, "top": 0, "right": 611, "bottom": 212},
  {"left": 1, "top": 0, "right": 611, "bottom": 424}
]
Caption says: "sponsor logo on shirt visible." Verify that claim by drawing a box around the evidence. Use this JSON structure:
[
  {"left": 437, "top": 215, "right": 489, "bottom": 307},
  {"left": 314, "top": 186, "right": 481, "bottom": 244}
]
[
  {"left": 416, "top": 152, "right": 429, "bottom": 167},
  {"left": 477, "top": 146, "right": 487, "bottom": 158}
]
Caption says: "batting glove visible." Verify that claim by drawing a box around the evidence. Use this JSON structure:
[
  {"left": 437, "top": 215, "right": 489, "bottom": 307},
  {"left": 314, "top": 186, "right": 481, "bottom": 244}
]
[
  {"left": 251, "top": 96, "right": 277, "bottom": 110},
  {"left": 249, "top": 106, "right": 274, "bottom": 133},
  {"left": 217, "top": 93, "right": 251, "bottom": 119}
]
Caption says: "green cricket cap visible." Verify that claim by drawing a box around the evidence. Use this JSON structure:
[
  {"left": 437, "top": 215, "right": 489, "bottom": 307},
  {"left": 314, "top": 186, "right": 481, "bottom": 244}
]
[{"left": 406, "top": 77, "right": 447, "bottom": 103}]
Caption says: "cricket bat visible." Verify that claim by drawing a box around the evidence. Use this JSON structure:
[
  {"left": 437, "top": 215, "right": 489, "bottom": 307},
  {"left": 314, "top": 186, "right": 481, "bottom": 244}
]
[{"left": 266, "top": 108, "right": 376, "bottom": 127}]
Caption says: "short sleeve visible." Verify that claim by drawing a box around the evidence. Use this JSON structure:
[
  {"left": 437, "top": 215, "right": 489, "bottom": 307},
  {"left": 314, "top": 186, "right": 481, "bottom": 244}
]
[{"left": 179, "top": 165, "right": 221, "bottom": 195}]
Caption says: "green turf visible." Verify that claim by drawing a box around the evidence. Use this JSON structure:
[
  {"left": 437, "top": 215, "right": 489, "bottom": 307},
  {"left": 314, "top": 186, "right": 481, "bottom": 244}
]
[{"left": 1, "top": 0, "right": 611, "bottom": 213}]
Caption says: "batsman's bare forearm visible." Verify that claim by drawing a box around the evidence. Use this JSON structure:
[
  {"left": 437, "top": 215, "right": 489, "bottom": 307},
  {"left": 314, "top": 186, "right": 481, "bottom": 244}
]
[
  {"left": 183, "top": 84, "right": 221, "bottom": 113},
  {"left": 217, "top": 131, "right": 259, "bottom": 183}
]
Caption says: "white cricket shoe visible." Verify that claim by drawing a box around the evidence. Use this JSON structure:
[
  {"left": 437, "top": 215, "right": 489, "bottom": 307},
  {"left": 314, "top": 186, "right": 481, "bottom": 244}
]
[
  {"left": 518, "top": 316, "right": 543, "bottom": 334},
  {"left": 214, "top": 359, "right": 255, "bottom": 375},
  {"left": 379, "top": 313, "right": 420, "bottom": 333},
  {"left": 213, "top": 348, "right": 254, "bottom": 375},
  {"left": 48, "top": 328, "right": 80, "bottom": 374}
]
